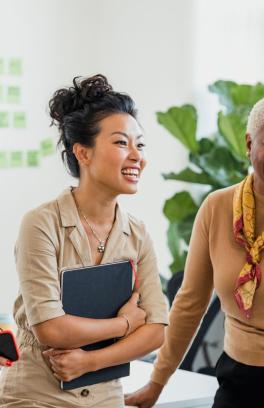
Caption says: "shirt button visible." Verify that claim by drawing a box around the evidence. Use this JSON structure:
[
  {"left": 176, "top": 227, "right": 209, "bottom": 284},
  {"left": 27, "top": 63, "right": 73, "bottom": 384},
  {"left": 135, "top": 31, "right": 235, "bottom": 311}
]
[{"left": 80, "top": 388, "right": 89, "bottom": 397}]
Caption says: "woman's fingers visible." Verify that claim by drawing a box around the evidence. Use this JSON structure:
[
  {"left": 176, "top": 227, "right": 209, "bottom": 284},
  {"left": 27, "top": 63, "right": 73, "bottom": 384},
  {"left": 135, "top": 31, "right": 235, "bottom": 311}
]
[
  {"left": 130, "top": 292, "right": 140, "bottom": 305},
  {"left": 0, "top": 356, "right": 13, "bottom": 367},
  {"left": 43, "top": 348, "right": 72, "bottom": 357}
]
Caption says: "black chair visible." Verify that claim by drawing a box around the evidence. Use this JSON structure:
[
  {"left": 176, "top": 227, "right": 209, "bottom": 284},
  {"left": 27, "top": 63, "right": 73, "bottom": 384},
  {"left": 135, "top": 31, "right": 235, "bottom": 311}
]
[
  {"left": 141, "top": 271, "right": 222, "bottom": 376},
  {"left": 168, "top": 271, "right": 222, "bottom": 375}
]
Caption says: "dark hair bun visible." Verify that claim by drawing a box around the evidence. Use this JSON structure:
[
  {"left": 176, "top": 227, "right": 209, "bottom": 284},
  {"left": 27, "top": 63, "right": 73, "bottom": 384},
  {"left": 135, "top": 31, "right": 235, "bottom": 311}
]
[
  {"left": 49, "top": 74, "right": 137, "bottom": 178},
  {"left": 49, "top": 74, "right": 112, "bottom": 126}
]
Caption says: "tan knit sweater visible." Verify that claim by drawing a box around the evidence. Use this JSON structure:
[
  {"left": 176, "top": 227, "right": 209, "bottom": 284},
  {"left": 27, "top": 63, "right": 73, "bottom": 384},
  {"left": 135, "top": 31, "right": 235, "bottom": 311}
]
[{"left": 152, "top": 184, "right": 264, "bottom": 385}]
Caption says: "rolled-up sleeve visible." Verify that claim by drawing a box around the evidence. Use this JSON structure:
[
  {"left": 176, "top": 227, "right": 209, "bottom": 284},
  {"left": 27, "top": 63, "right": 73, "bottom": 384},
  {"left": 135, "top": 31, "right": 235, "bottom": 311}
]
[
  {"left": 137, "top": 223, "right": 169, "bottom": 325},
  {"left": 15, "top": 210, "right": 65, "bottom": 326}
]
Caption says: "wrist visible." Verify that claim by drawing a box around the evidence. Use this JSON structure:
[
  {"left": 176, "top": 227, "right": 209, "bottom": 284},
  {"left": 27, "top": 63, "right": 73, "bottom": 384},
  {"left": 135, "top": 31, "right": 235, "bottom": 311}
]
[
  {"left": 118, "top": 314, "right": 130, "bottom": 338},
  {"left": 86, "top": 350, "right": 101, "bottom": 372},
  {"left": 150, "top": 380, "right": 164, "bottom": 393},
  {"left": 116, "top": 315, "right": 129, "bottom": 338}
]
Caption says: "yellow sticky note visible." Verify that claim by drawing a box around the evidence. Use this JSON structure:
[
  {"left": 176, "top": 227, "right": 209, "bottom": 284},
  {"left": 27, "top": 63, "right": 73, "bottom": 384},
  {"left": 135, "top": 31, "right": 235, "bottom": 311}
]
[
  {"left": 0, "top": 151, "right": 7, "bottom": 168},
  {"left": 0, "top": 112, "right": 9, "bottom": 128},
  {"left": 9, "top": 58, "right": 22, "bottom": 76},
  {"left": 13, "top": 112, "right": 26, "bottom": 128},
  {"left": 40, "top": 138, "right": 55, "bottom": 156},
  {"left": 0, "top": 58, "right": 4, "bottom": 75},
  {"left": 7, "top": 86, "right": 21, "bottom": 104},
  {"left": 10, "top": 151, "right": 23, "bottom": 167},
  {"left": 27, "top": 150, "right": 40, "bottom": 167}
]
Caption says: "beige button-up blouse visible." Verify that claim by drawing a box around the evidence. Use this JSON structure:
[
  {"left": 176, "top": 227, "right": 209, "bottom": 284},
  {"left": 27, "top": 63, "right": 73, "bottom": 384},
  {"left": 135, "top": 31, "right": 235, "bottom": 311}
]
[{"left": 0, "top": 188, "right": 168, "bottom": 407}]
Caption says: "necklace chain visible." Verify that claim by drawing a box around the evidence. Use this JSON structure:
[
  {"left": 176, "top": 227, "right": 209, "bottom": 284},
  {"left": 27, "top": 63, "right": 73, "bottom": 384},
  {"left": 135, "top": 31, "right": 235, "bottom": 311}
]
[{"left": 77, "top": 207, "right": 111, "bottom": 253}]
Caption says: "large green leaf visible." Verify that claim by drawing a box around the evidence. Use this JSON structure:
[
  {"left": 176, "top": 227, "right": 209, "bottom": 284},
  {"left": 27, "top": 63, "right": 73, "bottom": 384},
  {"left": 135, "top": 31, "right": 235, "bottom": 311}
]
[
  {"left": 163, "top": 191, "right": 198, "bottom": 222},
  {"left": 169, "top": 256, "right": 187, "bottom": 274},
  {"left": 156, "top": 105, "right": 199, "bottom": 153},
  {"left": 190, "top": 145, "right": 247, "bottom": 187},
  {"left": 218, "top": 112, "right": 247, "bottom": 159},
  {"left": 209, "top": 80, "right": 237, "bottom": 111},
  {"left": 177, "top": 214, "right": 196, "bottom": 243},
  {"left": 209, "top": 80, "right": 264, "bottom": 112},
  {"left": 167, "top": 222, "right": 187, "bottom": 273},
  {"left": 162, "top": 167, "right": 216, "bottom": 185}
]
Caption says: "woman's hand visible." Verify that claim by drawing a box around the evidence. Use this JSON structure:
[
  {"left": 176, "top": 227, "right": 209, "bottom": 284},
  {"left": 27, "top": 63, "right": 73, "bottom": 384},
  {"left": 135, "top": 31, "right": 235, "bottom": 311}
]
[
  {"left": 43, "top": 348, "right": 95, "bottom": 382},
  {"left": 125, "top": 381, "right": 164, "bottom": 408},
  {"left": 118, "top": 292, "right": 146, "bottom": 334},
  {"left": 0, "top": 356, "right": 13, "bottom": 367}
]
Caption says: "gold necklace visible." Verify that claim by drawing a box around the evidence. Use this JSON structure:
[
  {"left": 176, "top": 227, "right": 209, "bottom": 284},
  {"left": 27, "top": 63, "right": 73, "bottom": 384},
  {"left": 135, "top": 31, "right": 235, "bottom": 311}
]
[
  {"left": 72, "top": 189, "right": 115, "bottom": 253},
  {"left": 78, "top": 207, "right": 112, "bottom": 253}
]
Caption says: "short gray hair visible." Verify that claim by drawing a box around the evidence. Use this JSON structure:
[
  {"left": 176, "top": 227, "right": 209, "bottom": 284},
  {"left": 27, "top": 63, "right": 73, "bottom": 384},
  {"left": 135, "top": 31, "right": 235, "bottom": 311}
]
[{"left": 247, "top": 97, "right": 264, "bottom": 138}]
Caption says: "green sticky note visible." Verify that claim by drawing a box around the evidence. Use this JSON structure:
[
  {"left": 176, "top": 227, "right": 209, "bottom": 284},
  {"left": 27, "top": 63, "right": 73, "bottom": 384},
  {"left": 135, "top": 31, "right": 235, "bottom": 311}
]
[
  {"left": 13, "top": 112, "right": 26, "bottom": 128},
  {"left": 0, "top": 151, "right": 7, "bottom": 168},
  {"left": 27, "top": 150, "right": 40, "bottom": 167},
  {"left": 0, "top": 112, "right": 9, "bottom": 127},
  {"left": 9, "top": 58, "right": 22, "bottom": 76},
  {"left": 7, "top": 86, "right": 21, "bottom": 103},
  {"left": 10, "top": 151, "right": 23, "bottom": 167},
  {"left": 0, "top": 58, "right": 4, "bottom": 75},
  {"left": 40, "top": 138, "right": 55, "bottom": 156}
]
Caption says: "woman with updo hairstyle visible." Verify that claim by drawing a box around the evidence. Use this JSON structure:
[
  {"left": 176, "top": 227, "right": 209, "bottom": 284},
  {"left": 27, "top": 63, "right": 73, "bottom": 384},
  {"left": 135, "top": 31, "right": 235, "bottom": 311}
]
[{"left": 0, "top": 75, "right": 168, "bottom": 407}]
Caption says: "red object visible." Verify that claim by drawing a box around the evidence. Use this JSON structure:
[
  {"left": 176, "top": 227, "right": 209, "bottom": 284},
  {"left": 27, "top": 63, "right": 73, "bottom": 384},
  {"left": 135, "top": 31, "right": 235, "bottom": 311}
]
[
  {"left": 0, "top": 329, "right": 20, "bottom": 362},
  {"left": 130, "top": 259, "right": 139, "bottom": 291}
]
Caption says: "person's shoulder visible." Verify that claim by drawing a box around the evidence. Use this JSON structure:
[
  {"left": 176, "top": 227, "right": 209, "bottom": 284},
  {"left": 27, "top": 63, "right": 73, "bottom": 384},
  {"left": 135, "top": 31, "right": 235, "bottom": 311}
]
[
  {"left": 20, "top": 192, "right": 63, "bottom": 230},
  {"left": 206, "top": 184, "right": 238, "bottom": 207},
  {"left": 119, "top": 207, "right": 148, "bottom": 238},
  {"left": 127, "top": 212, "right": 146, "bottom": 232}
]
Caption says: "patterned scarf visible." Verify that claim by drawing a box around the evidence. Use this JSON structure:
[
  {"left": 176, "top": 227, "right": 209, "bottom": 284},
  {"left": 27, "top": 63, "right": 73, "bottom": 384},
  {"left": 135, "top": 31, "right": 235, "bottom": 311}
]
[{"left": 233, "top": 173, "right": 263, "bottom": 318}]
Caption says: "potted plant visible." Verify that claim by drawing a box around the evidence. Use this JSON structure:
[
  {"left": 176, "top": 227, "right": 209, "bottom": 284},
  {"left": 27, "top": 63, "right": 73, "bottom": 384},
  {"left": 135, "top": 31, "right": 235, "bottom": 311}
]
[{"left": 158, "top": 80, "right": 264, "bottom": 275}]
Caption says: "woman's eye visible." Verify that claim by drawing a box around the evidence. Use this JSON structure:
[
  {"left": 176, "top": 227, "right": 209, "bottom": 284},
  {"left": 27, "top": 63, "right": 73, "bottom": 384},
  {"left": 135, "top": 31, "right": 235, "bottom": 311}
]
[
  {"left": 115, "top": 140, "right": 127, "bottom": 146},
  {"left": 137, "top": 143, "right": 146, "bottom": 150}
]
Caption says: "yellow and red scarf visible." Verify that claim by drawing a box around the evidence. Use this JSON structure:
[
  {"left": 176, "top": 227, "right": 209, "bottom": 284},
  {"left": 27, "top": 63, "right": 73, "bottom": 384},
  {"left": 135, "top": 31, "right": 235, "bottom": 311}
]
[{"left": 233, "top": 173, "right": 263, "bottom": 318}]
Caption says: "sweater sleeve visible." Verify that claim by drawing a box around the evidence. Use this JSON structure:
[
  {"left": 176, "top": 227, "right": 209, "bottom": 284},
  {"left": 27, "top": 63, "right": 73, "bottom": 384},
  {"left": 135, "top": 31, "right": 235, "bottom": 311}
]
[{"left": 151, "top": 195, "right": 214, "bottom": 385}]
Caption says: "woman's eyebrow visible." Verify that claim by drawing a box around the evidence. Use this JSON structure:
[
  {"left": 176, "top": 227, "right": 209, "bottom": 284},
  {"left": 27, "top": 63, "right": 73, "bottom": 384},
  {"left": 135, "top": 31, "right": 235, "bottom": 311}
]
[{"left": 111, "top": 131, "right": 144, "bottom": 139}]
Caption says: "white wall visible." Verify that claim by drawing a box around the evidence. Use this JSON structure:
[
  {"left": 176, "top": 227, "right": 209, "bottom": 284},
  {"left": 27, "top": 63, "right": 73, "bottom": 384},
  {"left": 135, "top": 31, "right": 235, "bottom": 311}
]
[
  {"left": 0, "top": 0, "right": 196, "bottom": 313},
  {"left": 193, "top": 0, "right": 264, "bottom": 135},
  {"left": 2, "top": 0, "right": 264, "bottom": 316}
]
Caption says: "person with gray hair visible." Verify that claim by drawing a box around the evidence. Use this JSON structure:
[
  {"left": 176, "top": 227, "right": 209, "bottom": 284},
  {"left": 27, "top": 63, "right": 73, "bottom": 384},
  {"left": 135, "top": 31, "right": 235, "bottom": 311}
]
[{"left": 125, "top": 98, "right": 264, "bottom": 408}]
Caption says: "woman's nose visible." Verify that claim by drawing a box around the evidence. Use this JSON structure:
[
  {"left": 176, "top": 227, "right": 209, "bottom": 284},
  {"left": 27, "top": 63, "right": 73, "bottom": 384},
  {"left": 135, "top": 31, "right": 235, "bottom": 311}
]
[{"left": 128, "top": 145, "right": 142, "bottom": 161}]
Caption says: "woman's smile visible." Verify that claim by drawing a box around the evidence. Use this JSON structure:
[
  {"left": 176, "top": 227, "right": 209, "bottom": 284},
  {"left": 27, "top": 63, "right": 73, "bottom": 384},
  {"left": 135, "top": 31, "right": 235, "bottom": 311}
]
[{"left": 121, "top": 166, "right": 140, "bottom": 183}]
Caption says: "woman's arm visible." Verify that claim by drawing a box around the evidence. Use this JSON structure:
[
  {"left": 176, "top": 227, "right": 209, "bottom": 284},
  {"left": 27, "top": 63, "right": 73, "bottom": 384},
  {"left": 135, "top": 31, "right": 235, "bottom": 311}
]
[
  {"left": 44, "top": 323, "right": 165, "bottom": 382},
  {"left": 17, "top": 211, "right": 146, "bottom": 349},
  {"left": 33, "top": 315, "right": 127, "bottom": 349},
  {"left": 33, "top": 292, "right": 146, "bottom": 348}
]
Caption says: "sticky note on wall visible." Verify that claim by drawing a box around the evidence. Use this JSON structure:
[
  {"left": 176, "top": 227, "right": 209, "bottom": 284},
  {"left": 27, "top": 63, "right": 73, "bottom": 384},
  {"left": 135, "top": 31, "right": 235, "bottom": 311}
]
[
  {"left": 9, "top": 58, "right": 22, "bottom": 76},
  {"left": 7, "top": 86, "right": 21, "bottom": 104},
  {"left": 0, "top": 151, "right": 7, "bottom": 168},
  {"left": 13, "top": 112, "right": 26, "bottom": 128},
  {"left": 10, "top": 151, "right": 23, "bottom": 167},
  {"left": 40, "top": 138, "right": 55, "bottom": 156},
  {"left": 27, "top": 150, "right": 40, "bottom": 167},
  {"left": 0, "top": 112, "right": 9, "bottom": 127}
]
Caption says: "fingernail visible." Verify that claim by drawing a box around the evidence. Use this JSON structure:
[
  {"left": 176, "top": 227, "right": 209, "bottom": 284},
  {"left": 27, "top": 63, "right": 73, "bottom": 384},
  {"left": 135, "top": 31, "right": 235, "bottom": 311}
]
[{"left": 5, "top": 360, "right": 13, "bottom": 367}]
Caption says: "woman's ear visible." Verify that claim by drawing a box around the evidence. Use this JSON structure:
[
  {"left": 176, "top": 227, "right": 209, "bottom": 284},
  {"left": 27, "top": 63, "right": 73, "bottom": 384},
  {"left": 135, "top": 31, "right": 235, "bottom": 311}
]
[
  {"left": 72, "top": 143, "right": 92, "bottom": 167},
  {"left": 245, "top": 132, "right": 252, "bottom": 155}
]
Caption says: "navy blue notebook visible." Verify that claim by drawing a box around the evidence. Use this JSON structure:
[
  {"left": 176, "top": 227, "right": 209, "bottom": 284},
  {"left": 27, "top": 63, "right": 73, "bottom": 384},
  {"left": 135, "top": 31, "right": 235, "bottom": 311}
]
[{"left": 60, "top": 260, "right": 133, "bottom": 390}]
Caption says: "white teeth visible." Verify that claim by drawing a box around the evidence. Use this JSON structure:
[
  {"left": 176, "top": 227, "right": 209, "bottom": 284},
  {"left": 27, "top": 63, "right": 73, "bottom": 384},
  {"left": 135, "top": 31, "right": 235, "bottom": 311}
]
[{"left": 121, "top": 168, "right": 139, "bottom": 176}]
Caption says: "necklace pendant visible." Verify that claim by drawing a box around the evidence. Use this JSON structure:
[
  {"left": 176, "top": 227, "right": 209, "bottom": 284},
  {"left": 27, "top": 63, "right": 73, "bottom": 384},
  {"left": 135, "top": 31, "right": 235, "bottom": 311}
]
[{"left": 97, "top": 242, "right": 105, "bottom": 253}]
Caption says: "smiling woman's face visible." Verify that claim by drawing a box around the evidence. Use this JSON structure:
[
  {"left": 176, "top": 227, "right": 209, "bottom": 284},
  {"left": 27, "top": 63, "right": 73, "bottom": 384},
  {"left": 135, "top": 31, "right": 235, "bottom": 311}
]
[
  {"left": 247, "top": 127, "right": 264, "bottom": 192},
  {"left": 80, "top": 113, "right": 147, "bottom": 196}
]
